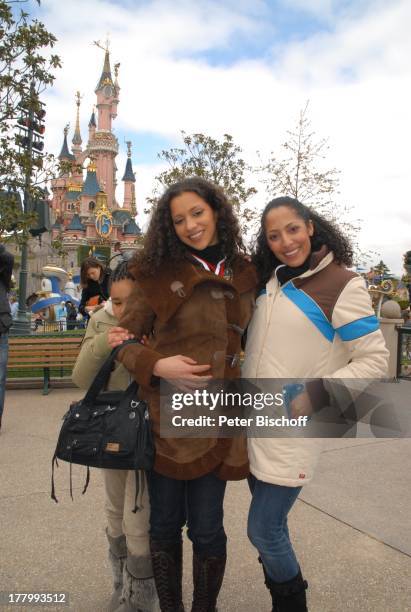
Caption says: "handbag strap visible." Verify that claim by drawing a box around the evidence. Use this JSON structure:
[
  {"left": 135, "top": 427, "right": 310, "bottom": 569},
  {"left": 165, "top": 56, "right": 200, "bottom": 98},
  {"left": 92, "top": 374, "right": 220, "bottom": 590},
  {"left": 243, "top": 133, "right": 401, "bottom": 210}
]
[{"left": 83, "top": 339, "right": 139, "bottom": 403}]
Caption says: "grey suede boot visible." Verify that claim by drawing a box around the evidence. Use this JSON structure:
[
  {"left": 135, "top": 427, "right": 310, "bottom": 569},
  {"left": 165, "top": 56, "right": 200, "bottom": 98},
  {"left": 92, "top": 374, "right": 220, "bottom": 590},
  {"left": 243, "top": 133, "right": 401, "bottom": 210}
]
[
  {"left": 106, "top": 531, "right": 127, "bottom": 612},
  {"left": 115, "top": 553, "right": 160, "bottom": 612}
]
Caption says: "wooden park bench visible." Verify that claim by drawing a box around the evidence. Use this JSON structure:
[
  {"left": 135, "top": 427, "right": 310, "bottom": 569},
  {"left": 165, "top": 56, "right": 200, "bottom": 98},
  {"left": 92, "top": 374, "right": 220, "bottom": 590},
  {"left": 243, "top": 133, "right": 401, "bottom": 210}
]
[{"left": 6, "top": 334, "right": 84, "bottom": 395}]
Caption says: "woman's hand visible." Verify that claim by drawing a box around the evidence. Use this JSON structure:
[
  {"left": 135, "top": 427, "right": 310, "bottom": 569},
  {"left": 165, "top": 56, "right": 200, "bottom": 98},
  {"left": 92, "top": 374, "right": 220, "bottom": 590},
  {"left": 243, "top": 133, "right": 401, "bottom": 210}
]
[
  {"left": 153, "top": 355, "right": 212, "bottom": 392},
  {"left": 108, "top": 326, "right": 135, "bottom": 348}
]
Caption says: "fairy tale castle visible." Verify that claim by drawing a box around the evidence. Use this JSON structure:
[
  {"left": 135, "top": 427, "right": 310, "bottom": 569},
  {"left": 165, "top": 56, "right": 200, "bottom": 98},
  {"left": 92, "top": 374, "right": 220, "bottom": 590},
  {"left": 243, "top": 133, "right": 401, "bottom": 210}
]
[{"left": 49, "top": 45, "right": 141, "bottom": 266}]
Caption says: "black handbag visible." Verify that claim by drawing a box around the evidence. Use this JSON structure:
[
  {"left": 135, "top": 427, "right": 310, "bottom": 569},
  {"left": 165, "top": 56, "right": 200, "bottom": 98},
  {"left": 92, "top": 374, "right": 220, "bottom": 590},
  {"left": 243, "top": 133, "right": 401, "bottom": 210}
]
[{"left": 51, "top": 340, "right": 155, "bottom": 511}]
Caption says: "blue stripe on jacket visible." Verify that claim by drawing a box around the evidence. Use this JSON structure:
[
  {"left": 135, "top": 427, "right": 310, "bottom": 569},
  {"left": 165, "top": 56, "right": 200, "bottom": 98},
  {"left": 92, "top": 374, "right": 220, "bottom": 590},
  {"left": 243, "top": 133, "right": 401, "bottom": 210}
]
[
  {"left": 335, "top": 315, "right": 379, "bottom": 340},
  {"left": 268, "top": 282, "right": 380, "bottom": 343},
  {"left": 282, "top": 282, "right": 335, "bottom": 342}
]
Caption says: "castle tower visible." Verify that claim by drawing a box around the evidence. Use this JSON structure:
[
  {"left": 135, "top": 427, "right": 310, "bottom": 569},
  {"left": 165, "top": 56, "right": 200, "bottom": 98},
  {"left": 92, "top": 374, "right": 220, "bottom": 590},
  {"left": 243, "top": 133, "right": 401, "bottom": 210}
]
[
  {"left": 86, "top": 45, "right": 119, "bottom": 208},
  {"left": 80, "top": 159, "right": 100, "bottom": 216},
  {"left": 72, "top": 91, "right": 82, "bottom": 153},
  {"left": 49, "top": 126, "right": 75, "bottom": 221},
  {"left": 48, "top": 42, "right": 140, "bottom": 275},
  {"left": 71, "top": 91, "right": 83, "bottom": 183},
  {"left": 122, "top": 141, "right": 136, "bottom": 213},
  {"left": 58, "top": 125, "right": 75, "bottom": 176}
]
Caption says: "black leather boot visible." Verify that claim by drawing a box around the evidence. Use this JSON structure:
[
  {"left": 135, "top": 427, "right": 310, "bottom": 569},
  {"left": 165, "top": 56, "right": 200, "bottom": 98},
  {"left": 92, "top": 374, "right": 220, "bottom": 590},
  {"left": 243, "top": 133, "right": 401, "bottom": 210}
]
[
  {"left": 150, "top": 539, "right": 184, "bottom": 612},
  {"left": 263, "top": 565, "right": 308, "bottom": 612},
  {"left": 191, "top": 552, "right": 226, "bottom": 612}
]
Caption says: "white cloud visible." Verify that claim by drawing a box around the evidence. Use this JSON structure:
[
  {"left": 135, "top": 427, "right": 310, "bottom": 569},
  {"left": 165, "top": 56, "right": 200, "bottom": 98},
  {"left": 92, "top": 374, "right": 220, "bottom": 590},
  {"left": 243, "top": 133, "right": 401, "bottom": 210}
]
[
  {"left": 40, "top": 0, "right": 411, "bottom": 275},
  {"left": 277, "top": 0, "right": 387, "bottom": 23}
]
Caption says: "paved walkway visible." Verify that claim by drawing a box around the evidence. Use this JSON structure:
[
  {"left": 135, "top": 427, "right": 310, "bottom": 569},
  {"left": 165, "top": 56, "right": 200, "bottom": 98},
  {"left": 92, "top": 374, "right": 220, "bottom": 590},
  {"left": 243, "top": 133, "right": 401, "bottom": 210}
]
[{"left": 0, "top": 388, "right": 410, "bottom": 612}]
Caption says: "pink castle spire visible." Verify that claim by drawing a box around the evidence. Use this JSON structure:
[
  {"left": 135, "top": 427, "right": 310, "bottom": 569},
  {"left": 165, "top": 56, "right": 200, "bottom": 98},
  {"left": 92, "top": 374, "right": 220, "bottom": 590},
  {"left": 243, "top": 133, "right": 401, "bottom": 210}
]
[
  {"left": 71, "top": 91, "right": 83, "bottom": 183},
  {"left": 87, "top": 41, "right": 119, "bottom": 208}
]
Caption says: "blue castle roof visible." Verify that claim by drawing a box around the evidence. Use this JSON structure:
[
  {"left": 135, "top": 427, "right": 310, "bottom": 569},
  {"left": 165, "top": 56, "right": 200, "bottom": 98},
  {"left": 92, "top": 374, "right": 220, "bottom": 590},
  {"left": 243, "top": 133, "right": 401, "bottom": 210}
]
[
  {"left": 122, "top": 157, "right": 135, "bottom": 182},
  {"left": 96, "top": 50, "right": 114, "bottom": 92},
  {"left": 88, "top": 111, "right": 96, "bottom": 128},
  {"left": 67, "top": 213, "right": 85, "bottom": 231},
  {"left": 81, "top": 169, "right": 100, "bottom": 197},
  {"left": 123, "top": 218, "right": 141, "bottom": 235},
  {"left": 66, "top": 190, "right": 81, "bottom": 201},
  {"left": 58, "top": 131, "right": 75, "bottom": 161},
  {"left": 113, "top": 209, "right": 131, "bottom": 224}
]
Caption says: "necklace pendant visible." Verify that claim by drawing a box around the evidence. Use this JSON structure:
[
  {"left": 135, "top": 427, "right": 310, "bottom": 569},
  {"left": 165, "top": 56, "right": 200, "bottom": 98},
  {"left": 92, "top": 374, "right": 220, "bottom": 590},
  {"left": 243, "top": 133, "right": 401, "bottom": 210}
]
[{"left": 223, "top": 267, "right": 233, "bottom": 281}]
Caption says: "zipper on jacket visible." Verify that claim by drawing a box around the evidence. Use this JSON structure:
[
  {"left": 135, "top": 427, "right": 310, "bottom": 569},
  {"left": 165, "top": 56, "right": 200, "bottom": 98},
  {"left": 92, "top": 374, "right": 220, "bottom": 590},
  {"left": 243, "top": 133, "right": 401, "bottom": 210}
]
[{"left": 254, "top": 264, "right": 314, "bottom": 376}]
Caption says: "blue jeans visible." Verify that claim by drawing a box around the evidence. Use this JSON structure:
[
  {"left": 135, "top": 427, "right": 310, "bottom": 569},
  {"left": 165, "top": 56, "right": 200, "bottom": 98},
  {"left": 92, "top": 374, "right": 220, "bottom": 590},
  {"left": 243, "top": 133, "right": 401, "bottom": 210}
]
[
  {"left": 247, "top": 475, "right": 302, "bottom": 583},
  {"left": 147, "top": 470, "right": 227, "bottom": 558},
  {"left": 0, "top": 334, "right": 9, "bottom": 419}
]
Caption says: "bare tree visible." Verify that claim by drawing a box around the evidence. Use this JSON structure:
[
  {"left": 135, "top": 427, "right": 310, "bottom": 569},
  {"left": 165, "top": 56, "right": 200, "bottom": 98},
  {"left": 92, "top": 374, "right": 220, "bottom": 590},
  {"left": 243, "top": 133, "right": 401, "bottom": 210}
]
[{"left": 259, "top": 102, "right": 367, "bottom": 261}]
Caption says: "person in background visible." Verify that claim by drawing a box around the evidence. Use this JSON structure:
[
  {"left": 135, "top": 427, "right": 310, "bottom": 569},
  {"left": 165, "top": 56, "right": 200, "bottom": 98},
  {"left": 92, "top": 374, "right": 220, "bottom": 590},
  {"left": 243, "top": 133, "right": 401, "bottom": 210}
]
[
  {"left": 243, "top": 196, "right": 389, "bottom": 611},
  {"left": 78, "top": 256, "right": 111, "bottom": 319},
  {"left": 109, "top": 242, "right": 124, "bottom": 271},
  {"left": 9, "top": 295, "right": 18, "bottom": 319},
  {"left": 72, "top": 260, "right": 159, "bottom": 612},
  {"left": 0, "top": 244, "right": 14, "bottom": 431},
  {"left": 65, "top": 300, "right": 78, "bottom": 331},
  {"left": 55, "top": 301, "right": 67, "bottom": 331}
]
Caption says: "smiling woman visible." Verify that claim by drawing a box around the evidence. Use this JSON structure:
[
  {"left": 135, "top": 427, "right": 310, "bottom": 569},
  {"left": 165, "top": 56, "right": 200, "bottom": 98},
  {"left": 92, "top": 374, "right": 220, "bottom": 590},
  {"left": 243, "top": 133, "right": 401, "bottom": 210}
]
[
  {"left": 244, "top": 195, "right": 389, "bottom": 611},
  {"left": 265, "top": 205, "right": 314, "bottom": 267},
  {"left": 170, "top": 191, "right": 218, "bottom": 250},
  {"left": 107, "top": 176, "right": 258, "bottom": 611}
]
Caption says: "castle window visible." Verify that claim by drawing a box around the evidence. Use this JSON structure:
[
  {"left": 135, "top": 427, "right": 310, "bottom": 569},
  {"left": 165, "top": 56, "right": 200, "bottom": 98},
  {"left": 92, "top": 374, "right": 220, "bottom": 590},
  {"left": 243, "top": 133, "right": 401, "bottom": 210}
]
[{"left": 89, "top": 201, "right": 95, "bottom": 211}]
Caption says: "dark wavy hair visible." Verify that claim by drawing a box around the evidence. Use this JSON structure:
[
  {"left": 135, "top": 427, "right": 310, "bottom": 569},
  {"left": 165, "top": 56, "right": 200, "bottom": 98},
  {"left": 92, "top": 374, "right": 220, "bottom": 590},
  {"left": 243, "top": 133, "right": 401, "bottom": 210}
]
[
  {"left": 253, "top": 196, "right": 353, "bottom": 287},
  {"left": 132, "top": 177, "right": 245, "bottom": 276}
]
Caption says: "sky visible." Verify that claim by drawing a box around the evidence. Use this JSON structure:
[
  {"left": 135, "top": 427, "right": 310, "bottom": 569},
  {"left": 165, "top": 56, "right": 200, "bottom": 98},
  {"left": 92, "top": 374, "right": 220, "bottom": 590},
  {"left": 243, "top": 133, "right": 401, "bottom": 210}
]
[{"left": 31, "top": 0, "right": 411, "bottom": 275}]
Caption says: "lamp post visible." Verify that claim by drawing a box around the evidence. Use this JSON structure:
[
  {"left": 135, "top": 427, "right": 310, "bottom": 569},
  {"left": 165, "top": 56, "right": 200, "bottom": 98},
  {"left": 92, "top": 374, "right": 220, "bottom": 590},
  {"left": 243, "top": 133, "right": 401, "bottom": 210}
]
[
  {"left": 11, "top": 85, "right": 46, "bottom": 335},
  {"left": 404, "top": 251, "right": 411, "bottom": 306}
]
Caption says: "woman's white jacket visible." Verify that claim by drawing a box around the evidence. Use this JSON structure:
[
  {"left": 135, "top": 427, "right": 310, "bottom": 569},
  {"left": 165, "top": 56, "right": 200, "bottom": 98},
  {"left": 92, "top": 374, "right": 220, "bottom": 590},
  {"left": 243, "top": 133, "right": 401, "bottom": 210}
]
[{"left": 242, "top": 249, "right": 389, "bottom": 487}]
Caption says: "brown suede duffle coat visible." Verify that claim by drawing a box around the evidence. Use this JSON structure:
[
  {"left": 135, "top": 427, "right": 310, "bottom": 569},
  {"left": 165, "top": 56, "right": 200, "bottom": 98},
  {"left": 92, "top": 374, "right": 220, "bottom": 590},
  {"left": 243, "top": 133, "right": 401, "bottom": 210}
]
[{"left": 117, "top": 254, "right": 258, "bottom": 481}]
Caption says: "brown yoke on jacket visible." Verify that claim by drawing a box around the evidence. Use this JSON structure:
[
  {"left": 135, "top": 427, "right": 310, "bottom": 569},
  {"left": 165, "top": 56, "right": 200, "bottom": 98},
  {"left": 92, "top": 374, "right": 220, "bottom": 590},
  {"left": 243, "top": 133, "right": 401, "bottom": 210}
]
[{"left": 117, "top": 255, "right": 257, "bottom": 481}]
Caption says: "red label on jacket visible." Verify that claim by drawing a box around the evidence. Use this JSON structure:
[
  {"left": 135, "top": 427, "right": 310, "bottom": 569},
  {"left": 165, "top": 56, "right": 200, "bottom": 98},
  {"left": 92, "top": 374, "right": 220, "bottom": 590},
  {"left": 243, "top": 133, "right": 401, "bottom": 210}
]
[{"left": 299, "top": 473, "right": 306, "bottom": 479}]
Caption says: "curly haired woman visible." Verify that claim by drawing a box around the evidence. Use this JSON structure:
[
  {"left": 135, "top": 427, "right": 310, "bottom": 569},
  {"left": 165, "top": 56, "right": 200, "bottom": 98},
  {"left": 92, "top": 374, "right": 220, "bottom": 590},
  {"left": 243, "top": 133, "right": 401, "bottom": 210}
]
[{"left": 109, "top": 177, "right": 258, "bottom": 611}]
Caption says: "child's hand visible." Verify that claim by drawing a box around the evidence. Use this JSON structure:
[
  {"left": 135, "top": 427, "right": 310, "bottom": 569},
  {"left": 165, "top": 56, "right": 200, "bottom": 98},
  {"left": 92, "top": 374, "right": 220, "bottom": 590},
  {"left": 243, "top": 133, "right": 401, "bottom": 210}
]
[{"left": 108, "top": 326, "right": 134, "bottom": 348}]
